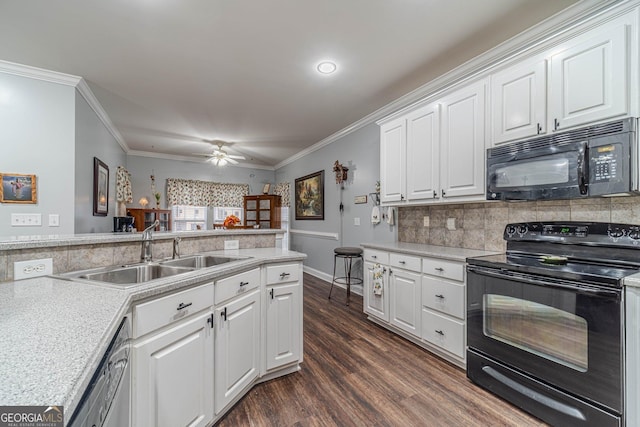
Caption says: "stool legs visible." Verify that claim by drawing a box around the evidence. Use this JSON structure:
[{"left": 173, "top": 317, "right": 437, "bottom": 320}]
[
  {"left": 329, "top": 254, "right": 361, "bottom": 306},
  {"left": 328, "top": 253, "right": 338, "bottom": 301}
]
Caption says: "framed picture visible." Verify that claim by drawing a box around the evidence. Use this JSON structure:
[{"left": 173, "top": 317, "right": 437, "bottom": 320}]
[
  {"left": 93, "top": 157, "right": 109, "bottom": 216},
  {"left": 0, "top": 173, "right": 37, "bottom": 204},
  {"left": 295, "top": 170, "right": 324, "bottom": 220},
  {"left": 262, "top": 183, "right": 271, "bottom": 194}
]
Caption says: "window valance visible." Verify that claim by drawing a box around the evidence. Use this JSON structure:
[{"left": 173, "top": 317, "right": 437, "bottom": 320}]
[{"left": 166, "top": 178, "right": 249, "bottom": 207}]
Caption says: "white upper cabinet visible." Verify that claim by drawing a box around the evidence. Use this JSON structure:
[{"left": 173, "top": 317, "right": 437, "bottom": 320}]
[
  {"left": 490, "top": 11, "right": 637, "bottom": 147},
  {"left": 440, "top": 79, "right": 487, "bottom": 200},
  {"left": 491, "top": 57, "right": 547, "bottom": 144},
  {"left": 406, "top": 104, "right": 440, "bottom": 201},
  {"left": 549, "top": 19, "right": 629, "bottom": 132},
  {"left": 379, "top": 118, "right": 406, "bottom": 204}
]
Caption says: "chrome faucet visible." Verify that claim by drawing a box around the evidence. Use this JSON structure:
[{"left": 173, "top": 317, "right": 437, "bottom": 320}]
[
  {"left": 140, "top": 220, "right": 160, "bottom": 262},
  {"left": 172, "top": 236, "right": 181, "bottom": 259}
]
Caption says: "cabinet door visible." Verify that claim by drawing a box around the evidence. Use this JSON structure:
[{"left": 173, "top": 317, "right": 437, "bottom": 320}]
[
  {"left": 440, "top": 79, "right": 487, "bottom": 199},
  {"left": 265, "top": 283, "right": 301, "bottom": 371},
  {"left": 389, "top": 268, "right": 421, "bottom": 337},
  {"left": 549, "top": 21, "right": 628, "bottom": 131},
  {"left": 380, "top": 118, "right": 406, "bottom": 203},
  {"left": 133, "top": 312, "right": 214, "bottom": 427},
  {"left": 364, "top": 261, "right": 389, "bottom": 322},
  {"left": 491, "top": 58, "right": 547, "bottom": 145},
  {"left": 406, "top": 103, "right": 440, "bottom": 201},
  {"left": 214, "top": 289, "right": 260, "bottom": 414}
]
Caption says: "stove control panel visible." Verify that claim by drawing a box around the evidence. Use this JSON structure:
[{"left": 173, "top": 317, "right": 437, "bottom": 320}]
[{"left": 504, "top": 221, "right": 640, "bottom": 247}]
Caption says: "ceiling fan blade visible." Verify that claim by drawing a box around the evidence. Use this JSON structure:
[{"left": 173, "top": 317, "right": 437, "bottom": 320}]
[
  {"left": 227, "top": 154, "right": 245, "bottom": 160},
  {"left": 226, "top": 157, "right": 239, "bottom": 165}
]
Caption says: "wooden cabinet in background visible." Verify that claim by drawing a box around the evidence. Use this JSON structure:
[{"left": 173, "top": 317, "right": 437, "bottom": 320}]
[
  {"left": 127, "top": 208, "right": 172, "bottom": 231},
  {"left": 243, "top": 195, "right": 281, "bottom": 229}
]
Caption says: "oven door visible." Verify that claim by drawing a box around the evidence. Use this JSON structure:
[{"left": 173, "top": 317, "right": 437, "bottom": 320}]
[{"left": 467, "top": 265, "right": 623, "bottom": 413}]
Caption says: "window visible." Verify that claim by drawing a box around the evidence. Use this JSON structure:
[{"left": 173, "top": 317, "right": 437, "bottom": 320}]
[
  {"left": 172, "top": 205, "right": 207, "bottom": 231},
  {"left": 213, "top": 207, "right": 243, "bottom": 225}
]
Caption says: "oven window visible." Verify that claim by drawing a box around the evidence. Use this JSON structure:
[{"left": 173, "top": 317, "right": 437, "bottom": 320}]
[{"left": 483, "top": 294, "right": 588, "bottom": 372}]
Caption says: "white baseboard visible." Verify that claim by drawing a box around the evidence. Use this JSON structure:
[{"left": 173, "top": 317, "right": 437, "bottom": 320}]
[{"left": 303, "top": 265, "right": 363, "bottom": 296}]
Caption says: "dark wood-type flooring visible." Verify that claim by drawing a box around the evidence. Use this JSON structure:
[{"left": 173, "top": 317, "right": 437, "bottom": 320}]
[{"left": 217, "top": 274, "right": 547, "bottom": 426}]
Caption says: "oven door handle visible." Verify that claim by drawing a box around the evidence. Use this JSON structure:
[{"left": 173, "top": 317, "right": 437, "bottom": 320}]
[{"left": 467, "top": 266, "right": 620, "bottom": 298}]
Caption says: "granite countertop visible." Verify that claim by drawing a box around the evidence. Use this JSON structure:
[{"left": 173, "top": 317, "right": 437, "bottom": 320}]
[
  {"left": 624, "top": 272, "right": 640, "bottom": 288},
  {"left": 0, "top": 228, "right": 284, "bottom": 251},
  {"left": 0, "top": 247, "right": 306, "bottom": 424},
  {"left": 360, "top": 241, "right": 500, "bottom": 262}
]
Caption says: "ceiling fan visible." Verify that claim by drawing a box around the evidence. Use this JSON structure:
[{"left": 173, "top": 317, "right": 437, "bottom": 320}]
[{"left": 194, "top": 141, "right": 246, "bottom": 166}]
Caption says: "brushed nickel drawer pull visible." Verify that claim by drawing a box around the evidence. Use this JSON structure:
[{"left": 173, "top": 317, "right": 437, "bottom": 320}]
[
  {"left": 399, "top": 260, "right": 406, "bottom": 265},
  {"left": 435, "top": 294, "right": 445, "bottom": 299},
  {"left": 279, "top": 272, "right": 290, "bottom": 278},
  {"left": 435, "top": 330, "right": 444, "bottom": 336},
  {"left": 177, "top": 302, "right": 192, "bottom": 311},
  {"left": 434, "top": 267, "right": 444, "bottom": 272},
  {"left": 240, "top": 281, "right": 249, "bottom": 287}
]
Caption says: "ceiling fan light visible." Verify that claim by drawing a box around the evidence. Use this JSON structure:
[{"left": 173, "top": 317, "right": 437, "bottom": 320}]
[{"left": 317, "top": 61, "right": 337, "bottom": 74}]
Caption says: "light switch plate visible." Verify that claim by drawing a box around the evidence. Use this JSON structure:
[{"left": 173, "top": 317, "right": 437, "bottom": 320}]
[
  {"left": 11, "top": 213, "right": 42, "bottom": 226},
  {"left": 14, "top": 258, "right": 53, "bottom": 280},
  {"left": 446, "top": 218, "right": 456, "bottom": 230},
  {"left": 49, "top": 214, "right": 60, "bottom": 227},
  {"left": 423, "top": 216, "right": 430, "bottom": 227},
  {"left": 354, "top": 217, "right": 360, "bottom": 226}
]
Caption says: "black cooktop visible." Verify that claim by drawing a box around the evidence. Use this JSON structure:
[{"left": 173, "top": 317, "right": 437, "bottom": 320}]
[{"left": 467, "top": 252, "right": 640, "bottom": 287}]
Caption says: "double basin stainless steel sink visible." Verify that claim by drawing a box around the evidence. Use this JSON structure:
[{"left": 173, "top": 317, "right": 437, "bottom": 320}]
[{"left": 59, "top": 255, "right": 247, "bottom": 288}]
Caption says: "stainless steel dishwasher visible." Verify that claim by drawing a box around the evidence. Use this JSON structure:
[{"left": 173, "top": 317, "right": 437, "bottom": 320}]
[{"left": 68, "top": 317, "right": 131, "bottom": 427}]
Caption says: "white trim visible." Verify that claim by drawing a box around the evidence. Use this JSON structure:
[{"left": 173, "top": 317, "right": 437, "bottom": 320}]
[
  {"left": 275, "top": 0, "right": 627, "bottom": 169},
  {"left": 0, "top": 59, "right": 81, "bottom": 86},
  {"left": 303, "top": 266, "right": 364, "bottom": 296},
  {"left": 290, "top": 229, "right": 339, "bottom": 240},
  {"left": 75, "top": 78, "right": 129, "bottom": 153}
]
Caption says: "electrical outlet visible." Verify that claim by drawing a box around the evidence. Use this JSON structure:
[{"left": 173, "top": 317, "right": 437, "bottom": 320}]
[
  {"left": 423, "top": 216, "right": 430, "bottom": 227},
  {"left": 446, "top": 218, "right": 456, "bottom": 230},
  {"left": 354, "top": 217, "right": 360, "bottom": 226},
  {"left": 11, "top": 213, "right": 42, "bottom": 227},
  {"left": 224, "top": 240, "right": 239, "bottom": 250},
  {"left": 49, "top": 214, "right": 60, "bottom": 227},
  {"left": 14, "top": 258, "right": 53, "bottom": 280}
]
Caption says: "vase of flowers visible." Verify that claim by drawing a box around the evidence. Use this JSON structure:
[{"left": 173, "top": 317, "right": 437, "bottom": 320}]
[{"left": 223, "top": 215, "right": 241, "bottom": 228}]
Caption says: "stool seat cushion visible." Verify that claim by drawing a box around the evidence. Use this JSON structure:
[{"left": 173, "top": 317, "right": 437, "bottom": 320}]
[{"left": 334, "top": 246, "right": 363, "bottom": 256}]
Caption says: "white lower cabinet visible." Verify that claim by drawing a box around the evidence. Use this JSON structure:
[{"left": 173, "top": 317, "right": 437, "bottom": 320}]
[
  {"left": 389, "top": 266, "right": 422, "bottom": 338},
  {"left": 133, "top": 310, "right": 214, "bottom": 427},
  {"left": 131, "top": 260, "right": 304, "bottom": 426},
  {"left": 214, "top": 288, "right": 260, "bottom": 414},
  {"left": 362, "top": 247, "right": 468, "bottom": 367},
  {"left": 264, "top": 262, "right": 303, "bottom": 373}
]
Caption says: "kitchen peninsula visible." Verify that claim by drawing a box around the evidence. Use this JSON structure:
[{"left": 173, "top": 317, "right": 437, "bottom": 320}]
[{"left": 0, "top": 228, "right": 305, "bottom": 426}]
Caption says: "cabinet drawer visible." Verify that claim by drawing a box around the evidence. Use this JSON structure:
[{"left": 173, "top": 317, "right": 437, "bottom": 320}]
[
  {"left": 390, "top": 253, "right": 421, "bottom": 272},
  {"left": 134, "top": 283, "right": 214, "bottom": 337},
  {"left": 422, "top": 276, "right": 465, "bottom": 319},
  {"left": 215, "top": 268, "right": 260, "bottom": 305},
  {"left": 266, "top": 263, "right": 300, "bottom": 285},
  {"left": 364, "top": 249, "right": 388, "bottom": 264},
  {"left": 422, "top": 308, "right": 465, "bottom": 358},
  {"left": 422, "top": 258, "right": 464, "bottom": 282}
]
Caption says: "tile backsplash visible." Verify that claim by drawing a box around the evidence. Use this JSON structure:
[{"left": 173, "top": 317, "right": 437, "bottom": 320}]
[{"left": 398, "top": 196, "right": 640, "bottom": 252}]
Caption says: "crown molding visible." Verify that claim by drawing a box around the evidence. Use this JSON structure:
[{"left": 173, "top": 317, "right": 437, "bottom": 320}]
[
  {"left": 0, "top": 60, "right": 130, "bottom": 153},
  {"left": 275, "top": 0, "right": 629, "bottom": 169},
  {"left": 75, "top": 78, "right": 129, "bottom": 153},
  {"left": 126, "top": 150, "right": 275, "bottom": 171},
  {"left": 0, "top": 59, "right": 81, "bottom": 86}
]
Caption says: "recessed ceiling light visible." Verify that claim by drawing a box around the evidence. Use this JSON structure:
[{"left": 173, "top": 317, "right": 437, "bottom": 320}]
[{"left": 317, "top": 61, "right": 337, "bottom": 74}]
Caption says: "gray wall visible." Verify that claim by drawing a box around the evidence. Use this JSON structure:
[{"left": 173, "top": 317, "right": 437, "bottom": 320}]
[
  {"left": 74, "top": 91, "right": 127, "bottom": 233},
  {"left": 125, "top": 155, "right": 276, "bottom": 226},
  {"left": 0, "top": 73, "right": 76, "bottom": 236},
  {"left": 275, "top": 123, "right": 395, "bottom": 282}
]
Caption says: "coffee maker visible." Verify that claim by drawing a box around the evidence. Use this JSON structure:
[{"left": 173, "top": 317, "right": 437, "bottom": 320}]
[{"left": 113, "top": 216, "right": 135, "bottom": 232}]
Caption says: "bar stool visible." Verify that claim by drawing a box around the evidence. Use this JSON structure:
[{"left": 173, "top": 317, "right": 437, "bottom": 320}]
[{"left": 328, "top": 247, "right": 363, "bottom": 306}]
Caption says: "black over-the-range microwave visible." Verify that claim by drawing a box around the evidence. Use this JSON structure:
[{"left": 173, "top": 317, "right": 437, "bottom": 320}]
[{"left": 487, "top": 117, "right": 639, "bottom": 201}]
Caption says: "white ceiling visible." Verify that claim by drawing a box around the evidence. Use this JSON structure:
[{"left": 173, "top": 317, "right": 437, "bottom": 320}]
[{"left": 0, "top": 0, "right": 579, "bottom": 168}]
